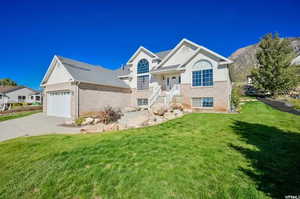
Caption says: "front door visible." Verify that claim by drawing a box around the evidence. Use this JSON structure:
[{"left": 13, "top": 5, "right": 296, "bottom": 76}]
[{"left": 170, "top": 76, "right": 177, "bottom": 89}]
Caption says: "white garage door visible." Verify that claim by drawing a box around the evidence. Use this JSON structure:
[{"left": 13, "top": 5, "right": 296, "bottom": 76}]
[{"left": 47, "top": 91, "right": 71, "bottom": 118}]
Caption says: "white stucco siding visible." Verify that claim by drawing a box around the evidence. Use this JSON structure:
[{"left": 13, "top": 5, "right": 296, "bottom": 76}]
[
  {"left": 6, "top": 88, "right": 35, "bottom": 103},
  {"left": 162, "top": 43, "right": 197, "bottom": 67},
  {"left": 181, "top": 52, "right": 229, "bottom": 84},
  {"left": 47, "top": 62, "right": 72, "bottom": 85},
  {"left": 129, "top": 50, "right": 159, "bottom": 89}
]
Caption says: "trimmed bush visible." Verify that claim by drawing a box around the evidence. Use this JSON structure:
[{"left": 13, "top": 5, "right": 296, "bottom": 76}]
[{"left": 231, "top": 87, "right": 241, "bottom": 110}]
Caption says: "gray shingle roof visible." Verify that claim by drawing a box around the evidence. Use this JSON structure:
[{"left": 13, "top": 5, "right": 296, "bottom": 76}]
[
  {"left": 0, "top": 86, "right": 25, "bottom": 93},
  {"left": 57, "top": 56, "right": 129, "bottom": 88},
  {"left": 114, "top": 64, "right": 131, "bottom": 76},
  {"left": 155, "top": 50, "right": 172, "bottom": 59}
]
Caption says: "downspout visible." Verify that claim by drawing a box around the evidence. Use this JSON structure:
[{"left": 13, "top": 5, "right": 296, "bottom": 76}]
[{"left": 75, "top": 81, "right": 81, "bottom": 119}]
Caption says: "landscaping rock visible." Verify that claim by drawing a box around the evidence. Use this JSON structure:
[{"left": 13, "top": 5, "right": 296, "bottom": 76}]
[
  {"left": 82, "top": 117, "right": 94, "bottom": 125},
  {"left": 93, "top": 118, "right": 101, "bottom": 124},
  {"left": 171, "top": 103, "right": 184, "bottom": 111},
  {"left": 152, "top": 104, "right": 167, "bottom": 116},
  {"left": 173, "top": 109, "right": 183, "bottom": 117},
  {"left": 164, "top": 112, "right": 176, "bottom": 120},
  {"left": 81, "top": 123, "right": 106, "bottom": 133}
]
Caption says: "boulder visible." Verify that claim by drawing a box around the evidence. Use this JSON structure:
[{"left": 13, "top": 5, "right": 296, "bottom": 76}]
[
  {"left": 82, "top": 117, "right": 94, "bottom": 125},
  {"left": 81, "top": 123, "right": 106, "bottom": 133},
  {"left": 93, "top": 118, "right": 101, "bottom": 125},
  {"left": 164, "top": 112, "right": 176, "bottom": 120},
  {"left": 152, "top": 104, "right": 167, "bottom": 116},
  {"left": 155, "top": 116, "right": 166, "bottom": 123},
  {"left": 171, "top": 103, "right": 184, "bottom": 111},
  {"left": 173, "top": 109, "right": 184, "bottom": 117}
]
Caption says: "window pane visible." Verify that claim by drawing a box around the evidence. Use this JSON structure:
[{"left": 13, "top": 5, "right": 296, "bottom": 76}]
[
  {"left": 192, "top": 98, "right": 202, "bottom": 107},
  {"left": 192, "top": 71, "right": 202, "bottom": 86},
  {"left": 202, "top": 97, "right": 214, "bottom": 107},
  {"left": 202, "top": 69, "right": 213, "bottom": 86},
  {"left": 137, "top": 98, "right": 148, "bottom": 106},
  {"left": 137, "top": 59, "right": 149, "bottom": 74},
  {"left": 137, "top": 75, "right": 149, "bottom": 90}
]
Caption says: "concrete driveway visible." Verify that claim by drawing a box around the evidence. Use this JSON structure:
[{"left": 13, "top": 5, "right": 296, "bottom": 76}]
[{"left": 0, "top": 113, "right": 81, "bottom": 142}]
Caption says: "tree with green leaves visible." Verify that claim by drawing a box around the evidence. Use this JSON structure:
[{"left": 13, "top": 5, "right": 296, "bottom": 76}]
[
  {"left": 0, "top": 78, "right": 18, "bottom": 86},
  {"left": 251, "top": 33, "right": 298, "bottom": 97}
]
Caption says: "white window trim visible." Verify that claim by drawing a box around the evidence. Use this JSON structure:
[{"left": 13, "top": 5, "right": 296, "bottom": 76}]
[
  {"left": 191, "top": 59, "right": 214, "bottom": 88},
  {"left": 136, "top": 59, "right": 150, "bottom": 91},
  {"left": 137, "top": 98, "right": 148, "bottom": 107}
]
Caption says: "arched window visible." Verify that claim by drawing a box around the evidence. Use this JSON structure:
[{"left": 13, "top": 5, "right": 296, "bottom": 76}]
[
  {"left": 137, "top": 59, "right": 149, "bottom": 90},
  {"left": 192, "top": 60, "right": 213, "bottom": 86},
  {"left": 137, "top": 59, "right": 149, "bottom": 74}
]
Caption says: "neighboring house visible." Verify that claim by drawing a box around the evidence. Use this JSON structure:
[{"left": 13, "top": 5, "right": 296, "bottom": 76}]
[
  {"left": 292, "top": 55, "right": 300, "bottom": 65},
  {"left": 41, "top": 38, "right": 233, "bottom": 118},
  {"left": 0, "top": 92, "right": 9, "bottom": 105},
  {"left": 0, "top": 86, "right": 42, "bottom": 105}
]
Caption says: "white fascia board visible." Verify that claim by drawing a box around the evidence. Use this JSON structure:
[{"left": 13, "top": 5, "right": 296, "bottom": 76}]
[
  {"left": 40, "top": 55, "right": 74, "bottom": 86},
  {"left": 127, "top": 46, "right": 159, "bottom": 64},
  {"left": 157, "top": 38, "right": 201, "bottom": 68}
]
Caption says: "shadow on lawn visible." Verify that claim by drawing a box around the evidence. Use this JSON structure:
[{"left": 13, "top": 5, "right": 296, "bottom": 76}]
[{"left": 230, "top": 120, "right": 300, "bottom": 198}]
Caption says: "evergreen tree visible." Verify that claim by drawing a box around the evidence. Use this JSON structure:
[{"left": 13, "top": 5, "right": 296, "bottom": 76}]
[
  {"left": 251, "top": 33, "right": 298, "bottom": 97},
  {"left": 0, "top": 78, "right": 17, "bottom": 86}
]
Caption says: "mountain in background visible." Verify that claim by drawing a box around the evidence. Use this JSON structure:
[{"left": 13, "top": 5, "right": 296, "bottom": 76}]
[{"left": 229, "top": 37, "right": 300, "bottom": 82}]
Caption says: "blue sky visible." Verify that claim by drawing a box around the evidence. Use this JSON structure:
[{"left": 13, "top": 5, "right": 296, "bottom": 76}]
[{"left": 0, "top": 0, "right": 299, "bottom": 89}]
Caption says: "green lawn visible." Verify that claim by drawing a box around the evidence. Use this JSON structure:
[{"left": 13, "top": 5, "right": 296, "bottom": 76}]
[
  {"left": 0, "top": 110, "right": 41, "bottom": 122},
  {"left": 0, "top": 102, "right": 300, "bottom": 199}
]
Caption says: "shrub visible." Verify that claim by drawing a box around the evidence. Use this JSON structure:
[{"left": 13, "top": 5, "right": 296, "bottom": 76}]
[
  {"left": 231, "top": 87, "right": 241, "bottom": 110},
  {"left": 97, "top": 106, "right": 122, "bottom": 124},
  {"left": 75, "top": 117, "right": 85, "bottom": 126}
]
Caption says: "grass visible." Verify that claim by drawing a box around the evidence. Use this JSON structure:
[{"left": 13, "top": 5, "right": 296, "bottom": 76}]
[
  {"left": 0, "top": 110, "right": 41, "bottom": 122},
  {"left": 0, "top": 102, "right": 300, "bottom": 199}
]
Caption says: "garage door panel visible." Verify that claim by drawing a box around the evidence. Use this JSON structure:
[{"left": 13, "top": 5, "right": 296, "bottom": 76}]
[{"left": 47, "top": 91, "right": 71, "bottom": 118}]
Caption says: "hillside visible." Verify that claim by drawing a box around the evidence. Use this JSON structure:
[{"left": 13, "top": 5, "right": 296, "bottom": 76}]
[{"left": 229, "top": 37, "right": 300, "bottom": 82}]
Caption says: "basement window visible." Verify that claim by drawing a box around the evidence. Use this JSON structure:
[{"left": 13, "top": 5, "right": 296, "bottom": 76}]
[{"left": 137, "top": 98, "right": 148, "bottom": 106}]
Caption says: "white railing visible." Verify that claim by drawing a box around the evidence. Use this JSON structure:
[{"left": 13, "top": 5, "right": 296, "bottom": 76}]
[
  {"left": 165, "top": 84, "right": 181, "bottom": 106},
  {"left": 148, "top": 85, "right": 161, "bottom": 108}
]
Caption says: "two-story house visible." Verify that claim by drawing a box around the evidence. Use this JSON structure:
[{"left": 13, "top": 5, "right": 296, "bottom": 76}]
[{"left": 41, "top": 39, "right": 233, "bottom": 118}]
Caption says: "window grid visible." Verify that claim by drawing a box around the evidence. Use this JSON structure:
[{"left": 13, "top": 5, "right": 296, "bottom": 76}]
[
  {"left": 137, "top": 75, "right": 149, "bottom": 90},
  {"left": 192, "top": 69, "right": 213, "bottom": 86},
  {"left": 202, "top": 97, "right": 214, "bottom": 107},
  {"left": 192, "top": 71, "right": 202, "bottom": 86},
  {"left": 137, "top": 59, "right": 149, "bottom": 74},
  {"left": 203, "top": 69, "right": 213, "bottom": 86},
  {"left": 137, "top": 98, "right": 148, "bottom": 106},
  {"left": 192, "top": 97, "right": 214, "bottom": 108}
]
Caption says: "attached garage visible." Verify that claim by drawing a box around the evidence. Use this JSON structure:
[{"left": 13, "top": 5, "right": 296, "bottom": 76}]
[
  {"left": 41, "top": 55, "right": 131, "bottom": 119},
  {"left": 47, "top": 91, "right": 72, "bottom": 118}
]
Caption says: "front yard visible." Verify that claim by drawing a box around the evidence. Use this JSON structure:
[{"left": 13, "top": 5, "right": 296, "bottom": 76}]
[{"left": 0, "top": 102, "right": 299, "bottom": 198}]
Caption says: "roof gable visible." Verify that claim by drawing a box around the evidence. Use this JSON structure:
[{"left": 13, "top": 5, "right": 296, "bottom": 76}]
[
  {"left": 41, "top": 56, "right": 73, "bottom": 85},
  {"left": 158, "top": 39, "right": 232, "bottom": 68},
  {"left": 127, "top": 47, "right": 159, "bottom": 63}
]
